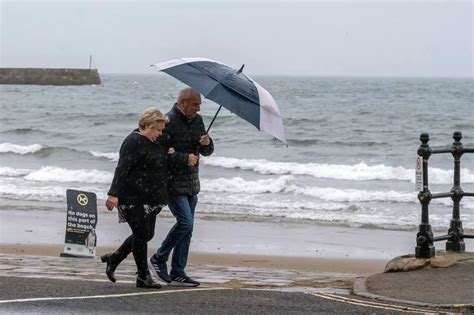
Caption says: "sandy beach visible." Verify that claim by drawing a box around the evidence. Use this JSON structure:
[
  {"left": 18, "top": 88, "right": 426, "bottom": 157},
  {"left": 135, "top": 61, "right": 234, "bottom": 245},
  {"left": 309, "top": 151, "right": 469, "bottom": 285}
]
[
  {"left": 0, "top": 208, "right": 433, "bottom": 277},
  {"left": 3, "top": 208, "right": 472, "bottom": 269},
  {"left": 0, "top": 243, "right": 387, "bottom": 276}
]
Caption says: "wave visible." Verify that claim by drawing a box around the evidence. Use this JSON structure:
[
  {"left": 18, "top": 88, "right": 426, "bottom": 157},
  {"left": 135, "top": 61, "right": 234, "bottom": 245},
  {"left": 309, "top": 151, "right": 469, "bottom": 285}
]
[
  {"left": 286, "top": 138, "right": 322, "bottom": 146},
  {"left": 0, "top": 167, "right": 30, "bottom": 177},
  {"left": 0, "top": 142, "right": 120, "bottom": 162},
  {"left": 0, "top": 128, "right": 46, "bottom": 135},
  {"left": 286, "top": 139, "right": 387, "bottom": 147},
  {"left": 1, "top": 172, "right": 472, "bottom": 230},
  {"left": 286, "top": 185, "right": 415, "bottom": 203},
  {"left": 198, "top": 194, "right": 473, "bottom": 230},
  {"left": 202, "top": 176, "right": 294, "bottom": 194},
  {"left": 202, "top": 156, "right": 474, "bottom": 184},
  {"left": 0, "top": 183, "right": 67, "bottom": 202},
  {"left": 0, "top": 169, "right": 418, "bottom": 204},
  {"left": 200, "top": 176, "right": 444, "bottom": 205},
  {"left": 0, "top": 143, "right": 88, "bottom": 158},
  {"left": 24, "top": 166, "right": 113, "bottom": 184},
  {"left": 89, "top": 151, "right": 119, "bottom": 162},
  {"left": 0, "top": 180, "right": 106, "bottom": 202},
  {"left": 0, "top": 163, "right": 471, "bottom": 207},
  {"left": 3, "top": 142, "right": 472, "bottom": 186},
  {"left": 0, "top": 143, "right": 44, "bottom": 155}
]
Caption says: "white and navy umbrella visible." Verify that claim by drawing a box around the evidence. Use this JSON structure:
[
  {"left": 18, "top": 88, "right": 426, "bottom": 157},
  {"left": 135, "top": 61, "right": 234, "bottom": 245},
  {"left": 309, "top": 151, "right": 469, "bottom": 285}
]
[{"left": 152, "top": 57, "right": 287, "bottom": 144}]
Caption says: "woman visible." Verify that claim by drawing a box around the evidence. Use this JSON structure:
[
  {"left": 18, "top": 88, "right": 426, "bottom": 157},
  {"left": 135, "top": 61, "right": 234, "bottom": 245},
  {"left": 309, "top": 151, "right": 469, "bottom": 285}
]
[{"left": 102, "top": 107, "right": 168, "bottom": 289}]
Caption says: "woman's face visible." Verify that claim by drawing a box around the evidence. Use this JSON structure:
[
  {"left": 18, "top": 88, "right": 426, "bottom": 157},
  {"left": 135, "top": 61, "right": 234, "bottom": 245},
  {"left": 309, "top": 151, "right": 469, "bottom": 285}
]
[{"left": 142, "top": 121, "right": 165, "bottom": 142}]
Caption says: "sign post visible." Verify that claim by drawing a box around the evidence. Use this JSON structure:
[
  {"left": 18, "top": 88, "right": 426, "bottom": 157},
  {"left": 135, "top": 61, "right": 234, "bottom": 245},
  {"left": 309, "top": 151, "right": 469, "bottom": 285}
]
[{"left": 61, "top": 189, "right": 97, "bottom": 258}]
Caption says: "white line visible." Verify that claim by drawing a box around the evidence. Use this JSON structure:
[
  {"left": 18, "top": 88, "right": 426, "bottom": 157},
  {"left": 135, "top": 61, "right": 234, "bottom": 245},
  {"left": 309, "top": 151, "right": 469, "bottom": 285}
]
[
  {"left": 0, "top": 274, "right": 135, "bottom": 284},
  {"left": 0, "top": 288, "right": 229, "bottom": 304},
  {"left": 312, "top": 293, "right": 439, "bottom": 314},
  {"left": 320, "top": 292, "right": 442, "bottom": 313}
]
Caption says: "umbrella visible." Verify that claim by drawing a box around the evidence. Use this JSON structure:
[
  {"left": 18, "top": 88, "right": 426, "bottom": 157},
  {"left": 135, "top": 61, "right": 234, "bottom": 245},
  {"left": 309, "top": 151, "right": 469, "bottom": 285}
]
[{"left": 152, "top": 57, "right": 287, "bottom": 144}]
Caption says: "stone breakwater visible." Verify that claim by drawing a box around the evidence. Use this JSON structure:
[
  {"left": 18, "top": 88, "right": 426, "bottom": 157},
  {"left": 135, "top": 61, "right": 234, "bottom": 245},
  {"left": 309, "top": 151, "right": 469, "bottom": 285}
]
[{"left": 0, "top": 68, "right": 101, "bottom": 85}]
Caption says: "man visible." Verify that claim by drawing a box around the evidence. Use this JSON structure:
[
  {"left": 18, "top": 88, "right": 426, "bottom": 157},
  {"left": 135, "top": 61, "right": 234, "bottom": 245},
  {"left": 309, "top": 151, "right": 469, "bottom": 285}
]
[{"left": 149, "top": 87, "right": 214, "bottom": 287}]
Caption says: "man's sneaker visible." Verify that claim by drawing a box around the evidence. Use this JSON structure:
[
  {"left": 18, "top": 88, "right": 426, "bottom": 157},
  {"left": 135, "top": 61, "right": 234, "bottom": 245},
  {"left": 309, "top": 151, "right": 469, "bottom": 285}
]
[
  {"left": 148, "top": 256, "right": 171, "bottom": 283},
  {"left": 170, "top": 274, "right": 201, "bottom": 287}
]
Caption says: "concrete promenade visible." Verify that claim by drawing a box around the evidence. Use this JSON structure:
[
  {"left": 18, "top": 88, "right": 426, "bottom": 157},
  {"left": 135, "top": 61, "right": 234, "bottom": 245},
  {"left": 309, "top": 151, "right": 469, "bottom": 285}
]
[
  {"left": 0, "top": 252, "right": 471, "bottom": 314},
  {"left": 354, "top": 251, "right": 474, "bottom": 311}
]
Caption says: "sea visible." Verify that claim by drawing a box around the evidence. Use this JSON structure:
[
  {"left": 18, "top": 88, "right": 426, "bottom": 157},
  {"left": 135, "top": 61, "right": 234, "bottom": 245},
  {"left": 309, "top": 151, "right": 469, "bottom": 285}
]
[{"left": 1, "top": 74, "right": 473, "bottom": 232}]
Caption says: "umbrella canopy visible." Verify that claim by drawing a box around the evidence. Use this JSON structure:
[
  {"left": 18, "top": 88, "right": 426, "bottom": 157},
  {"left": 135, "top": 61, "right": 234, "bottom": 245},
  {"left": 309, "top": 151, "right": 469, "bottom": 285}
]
[{"left": 152, "top": 57, "right": 287, "bottom": 144}]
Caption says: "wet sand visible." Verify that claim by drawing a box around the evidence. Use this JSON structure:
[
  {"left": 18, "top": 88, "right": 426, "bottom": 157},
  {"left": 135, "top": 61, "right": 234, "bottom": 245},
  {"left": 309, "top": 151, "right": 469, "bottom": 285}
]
[
  {"left": 0, "top": 208, "right": 416, "bottom": 276},
  {"left": 0, "top": 243, "right": 386, "bottom": 275}
]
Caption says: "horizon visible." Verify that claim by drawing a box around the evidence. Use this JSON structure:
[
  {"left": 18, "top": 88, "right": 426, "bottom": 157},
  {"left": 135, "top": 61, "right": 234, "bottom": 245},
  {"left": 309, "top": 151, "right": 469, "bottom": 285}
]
[{"left": 1, "top": 66, "right": 473, "bottom": 80}]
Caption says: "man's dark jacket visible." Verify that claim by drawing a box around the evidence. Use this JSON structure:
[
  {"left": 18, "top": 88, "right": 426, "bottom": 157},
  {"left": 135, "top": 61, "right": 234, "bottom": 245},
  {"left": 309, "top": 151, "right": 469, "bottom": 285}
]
[{"left": 166, "top": 104, "right": 214, "bottom": 196}]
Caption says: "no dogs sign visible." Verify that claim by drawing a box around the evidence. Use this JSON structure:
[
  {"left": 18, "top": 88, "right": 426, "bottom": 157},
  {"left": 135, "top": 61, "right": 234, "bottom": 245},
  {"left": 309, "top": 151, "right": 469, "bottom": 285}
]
[{"left": 62, "top": 189, "right": 97, "bottom": 258}]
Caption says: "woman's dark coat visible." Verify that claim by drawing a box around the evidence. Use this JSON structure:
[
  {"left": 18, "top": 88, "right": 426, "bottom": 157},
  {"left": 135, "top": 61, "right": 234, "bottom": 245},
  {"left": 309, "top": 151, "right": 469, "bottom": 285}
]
[{"left": 108, "top": 129, "right": 168, "bottom": 206}]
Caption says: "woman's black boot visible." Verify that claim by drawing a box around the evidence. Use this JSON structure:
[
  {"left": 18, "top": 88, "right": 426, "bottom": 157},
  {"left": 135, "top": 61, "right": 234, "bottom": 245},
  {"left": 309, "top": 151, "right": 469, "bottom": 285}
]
[
  {"left": 100, "top": 252, "right": 124, "bottom": 283},
  {"left": 136, "top": 272, "right": 162, "bottom": 289}
]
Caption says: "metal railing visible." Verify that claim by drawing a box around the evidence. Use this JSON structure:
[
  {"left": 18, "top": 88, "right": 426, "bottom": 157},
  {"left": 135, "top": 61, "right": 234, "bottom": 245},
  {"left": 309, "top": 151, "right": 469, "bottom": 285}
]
[{"left": 415, "top": 131, "right": 474, "bottom": 258}]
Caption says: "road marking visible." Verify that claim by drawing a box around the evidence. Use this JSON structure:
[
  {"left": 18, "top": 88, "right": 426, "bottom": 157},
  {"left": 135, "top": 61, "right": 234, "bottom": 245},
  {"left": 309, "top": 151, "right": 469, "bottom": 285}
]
[
  {"left": 312, "top": 292, "right": 440, "bottom": 314},
  {"left": 0, "top": 288, "right": 229, "bottom": 304}
]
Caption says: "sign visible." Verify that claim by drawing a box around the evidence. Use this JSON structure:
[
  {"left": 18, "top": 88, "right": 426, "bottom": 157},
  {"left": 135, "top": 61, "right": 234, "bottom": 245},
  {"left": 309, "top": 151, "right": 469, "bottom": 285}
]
[
  {"left": 62, "top": 189, "right": 97, "bottom": 258},
  {"left": 415, "top": 156, "right": 424, "bottom": 191}
]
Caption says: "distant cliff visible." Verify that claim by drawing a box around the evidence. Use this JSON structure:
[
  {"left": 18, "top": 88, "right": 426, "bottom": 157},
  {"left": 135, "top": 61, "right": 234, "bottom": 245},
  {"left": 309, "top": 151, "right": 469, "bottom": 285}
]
[{"left": 0, "top": 68, "right": 101, "bottom": 85}]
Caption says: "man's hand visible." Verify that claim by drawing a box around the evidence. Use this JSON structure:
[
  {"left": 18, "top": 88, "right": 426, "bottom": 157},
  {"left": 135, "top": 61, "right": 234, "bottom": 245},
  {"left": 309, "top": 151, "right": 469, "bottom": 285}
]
[
  {"left": 168, "top": 147, "right": 175, "bottom": 154},
  {"left": 187, "top": 153, "right": 199, "bottom": 166},
  {"left": 105, "top": 195, "right": 118, "bottom": 211},
  {"left": 199, "top": 134, "right": 211, "bottom": 146}
]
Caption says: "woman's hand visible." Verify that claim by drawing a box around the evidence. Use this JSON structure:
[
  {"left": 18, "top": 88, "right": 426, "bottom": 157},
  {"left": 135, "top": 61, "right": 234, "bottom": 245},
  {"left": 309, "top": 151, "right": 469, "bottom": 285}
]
[
  {"left": 187, "top": 153, "right": 199, "bottom": 166},
  {"left": 105, "top": 195, "right": 118, "bottom": 211},
  {"left": 168, "top": 147, "right": 175, "bottom": 154}
]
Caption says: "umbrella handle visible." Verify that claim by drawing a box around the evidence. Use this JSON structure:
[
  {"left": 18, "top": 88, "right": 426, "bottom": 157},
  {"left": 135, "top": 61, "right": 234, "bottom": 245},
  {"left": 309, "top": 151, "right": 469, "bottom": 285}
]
[
  {"left": 194, "top": 105, "right": 222, "bottom": 156},
  {"left": 206, "top": 105, "right": 223, "bottom": 133}
]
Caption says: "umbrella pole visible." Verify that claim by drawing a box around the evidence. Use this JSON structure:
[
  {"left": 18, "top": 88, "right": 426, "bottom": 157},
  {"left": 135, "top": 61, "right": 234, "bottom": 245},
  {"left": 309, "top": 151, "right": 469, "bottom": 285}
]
[{"left": 206, "top": 105, "right": 223, "bottom": 133}]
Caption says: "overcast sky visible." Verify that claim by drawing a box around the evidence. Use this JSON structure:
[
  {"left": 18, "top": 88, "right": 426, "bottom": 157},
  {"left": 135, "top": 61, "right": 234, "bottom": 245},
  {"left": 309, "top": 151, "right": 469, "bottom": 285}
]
[{"left": 1, "top": 0, "right": 472, "bottom": 77}]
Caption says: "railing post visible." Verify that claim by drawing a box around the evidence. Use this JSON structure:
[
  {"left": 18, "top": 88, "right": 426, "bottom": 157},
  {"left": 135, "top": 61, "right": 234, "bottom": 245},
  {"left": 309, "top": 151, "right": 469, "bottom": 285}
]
[
  {"left": 415, "top": 133, "right": 435, "bottom": 258},
  {"left": 446, "top": 131, "right": 465, "bottom": 252}
]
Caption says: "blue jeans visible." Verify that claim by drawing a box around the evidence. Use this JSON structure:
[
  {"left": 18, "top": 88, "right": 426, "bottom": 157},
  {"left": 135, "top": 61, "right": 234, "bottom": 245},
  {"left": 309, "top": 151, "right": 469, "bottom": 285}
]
[{"left": 155, "top": 195, "right": 198, "bottom": 276}]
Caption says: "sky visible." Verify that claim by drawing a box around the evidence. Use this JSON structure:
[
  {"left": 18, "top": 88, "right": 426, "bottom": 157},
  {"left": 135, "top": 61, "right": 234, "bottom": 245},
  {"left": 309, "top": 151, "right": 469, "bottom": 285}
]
[{"left": 0, "top": 0, "right": 472, "bottom": 77}]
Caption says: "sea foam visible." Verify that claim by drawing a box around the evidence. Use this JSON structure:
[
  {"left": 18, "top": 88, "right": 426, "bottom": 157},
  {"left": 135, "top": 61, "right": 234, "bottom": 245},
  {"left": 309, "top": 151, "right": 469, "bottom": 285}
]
[
  {"left": 202, "top": 175, "right": 294, "bottom": 194},
  {"left": 202, "top": 156, "right": 474, "bottom": 184},
  {"left": 89, "top": 151, "right": 119, "bottom": 162},
  {"left": 24, "top": 166, "right": 113, "bottom": 184},
  {"left": 0, "top": 143, "right": 43, "bottom": 155},
  {"left": 0, "top": 167, "right": 30, "bottom": 177}
]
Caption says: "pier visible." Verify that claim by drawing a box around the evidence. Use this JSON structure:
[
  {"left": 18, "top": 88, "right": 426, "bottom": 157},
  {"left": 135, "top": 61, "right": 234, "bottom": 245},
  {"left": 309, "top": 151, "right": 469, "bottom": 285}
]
[{"left": 0, "top": 68, "right": 101, "bottom": 85}]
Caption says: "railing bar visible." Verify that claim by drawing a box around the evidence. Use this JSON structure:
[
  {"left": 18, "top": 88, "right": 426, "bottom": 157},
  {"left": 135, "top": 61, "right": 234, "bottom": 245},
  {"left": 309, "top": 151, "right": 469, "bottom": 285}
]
[
  {"left": 430, "top": 193, "right": 453, "bottom": 199},
  {"left": 433, "top": 235, "right": 450, "bottom": 242},
  {"left": 431, "top": 148, "right": 453, "bottom": 154}
]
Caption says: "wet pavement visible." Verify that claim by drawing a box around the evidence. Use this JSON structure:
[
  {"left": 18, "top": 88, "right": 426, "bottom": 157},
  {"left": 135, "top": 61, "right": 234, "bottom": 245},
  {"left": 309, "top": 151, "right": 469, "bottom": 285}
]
[
  {"left": 1, "top": 253, "right": 464, "bottom": 314},
  {"left": 0, "top": 253, "right": 353, "bottom": 293}
]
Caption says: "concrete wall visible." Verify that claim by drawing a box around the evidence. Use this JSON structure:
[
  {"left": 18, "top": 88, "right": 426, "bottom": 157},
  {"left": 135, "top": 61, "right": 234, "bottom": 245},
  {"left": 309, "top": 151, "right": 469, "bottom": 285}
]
[{"left": 0, "top": 68, "right": 101, "bottom": 85}]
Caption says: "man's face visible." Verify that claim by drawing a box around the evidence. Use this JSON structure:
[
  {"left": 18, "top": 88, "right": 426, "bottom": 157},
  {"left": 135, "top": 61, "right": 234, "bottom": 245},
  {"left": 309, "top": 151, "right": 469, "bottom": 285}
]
[{"left": 182, "top": 95, "right": 201, "bottom": 118}]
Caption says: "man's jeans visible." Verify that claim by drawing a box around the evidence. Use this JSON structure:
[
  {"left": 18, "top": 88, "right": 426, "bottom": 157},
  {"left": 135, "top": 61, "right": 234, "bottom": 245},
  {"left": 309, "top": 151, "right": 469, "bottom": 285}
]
[{"left": 155, "top": 195, "right": 198, "bottom": 276}]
